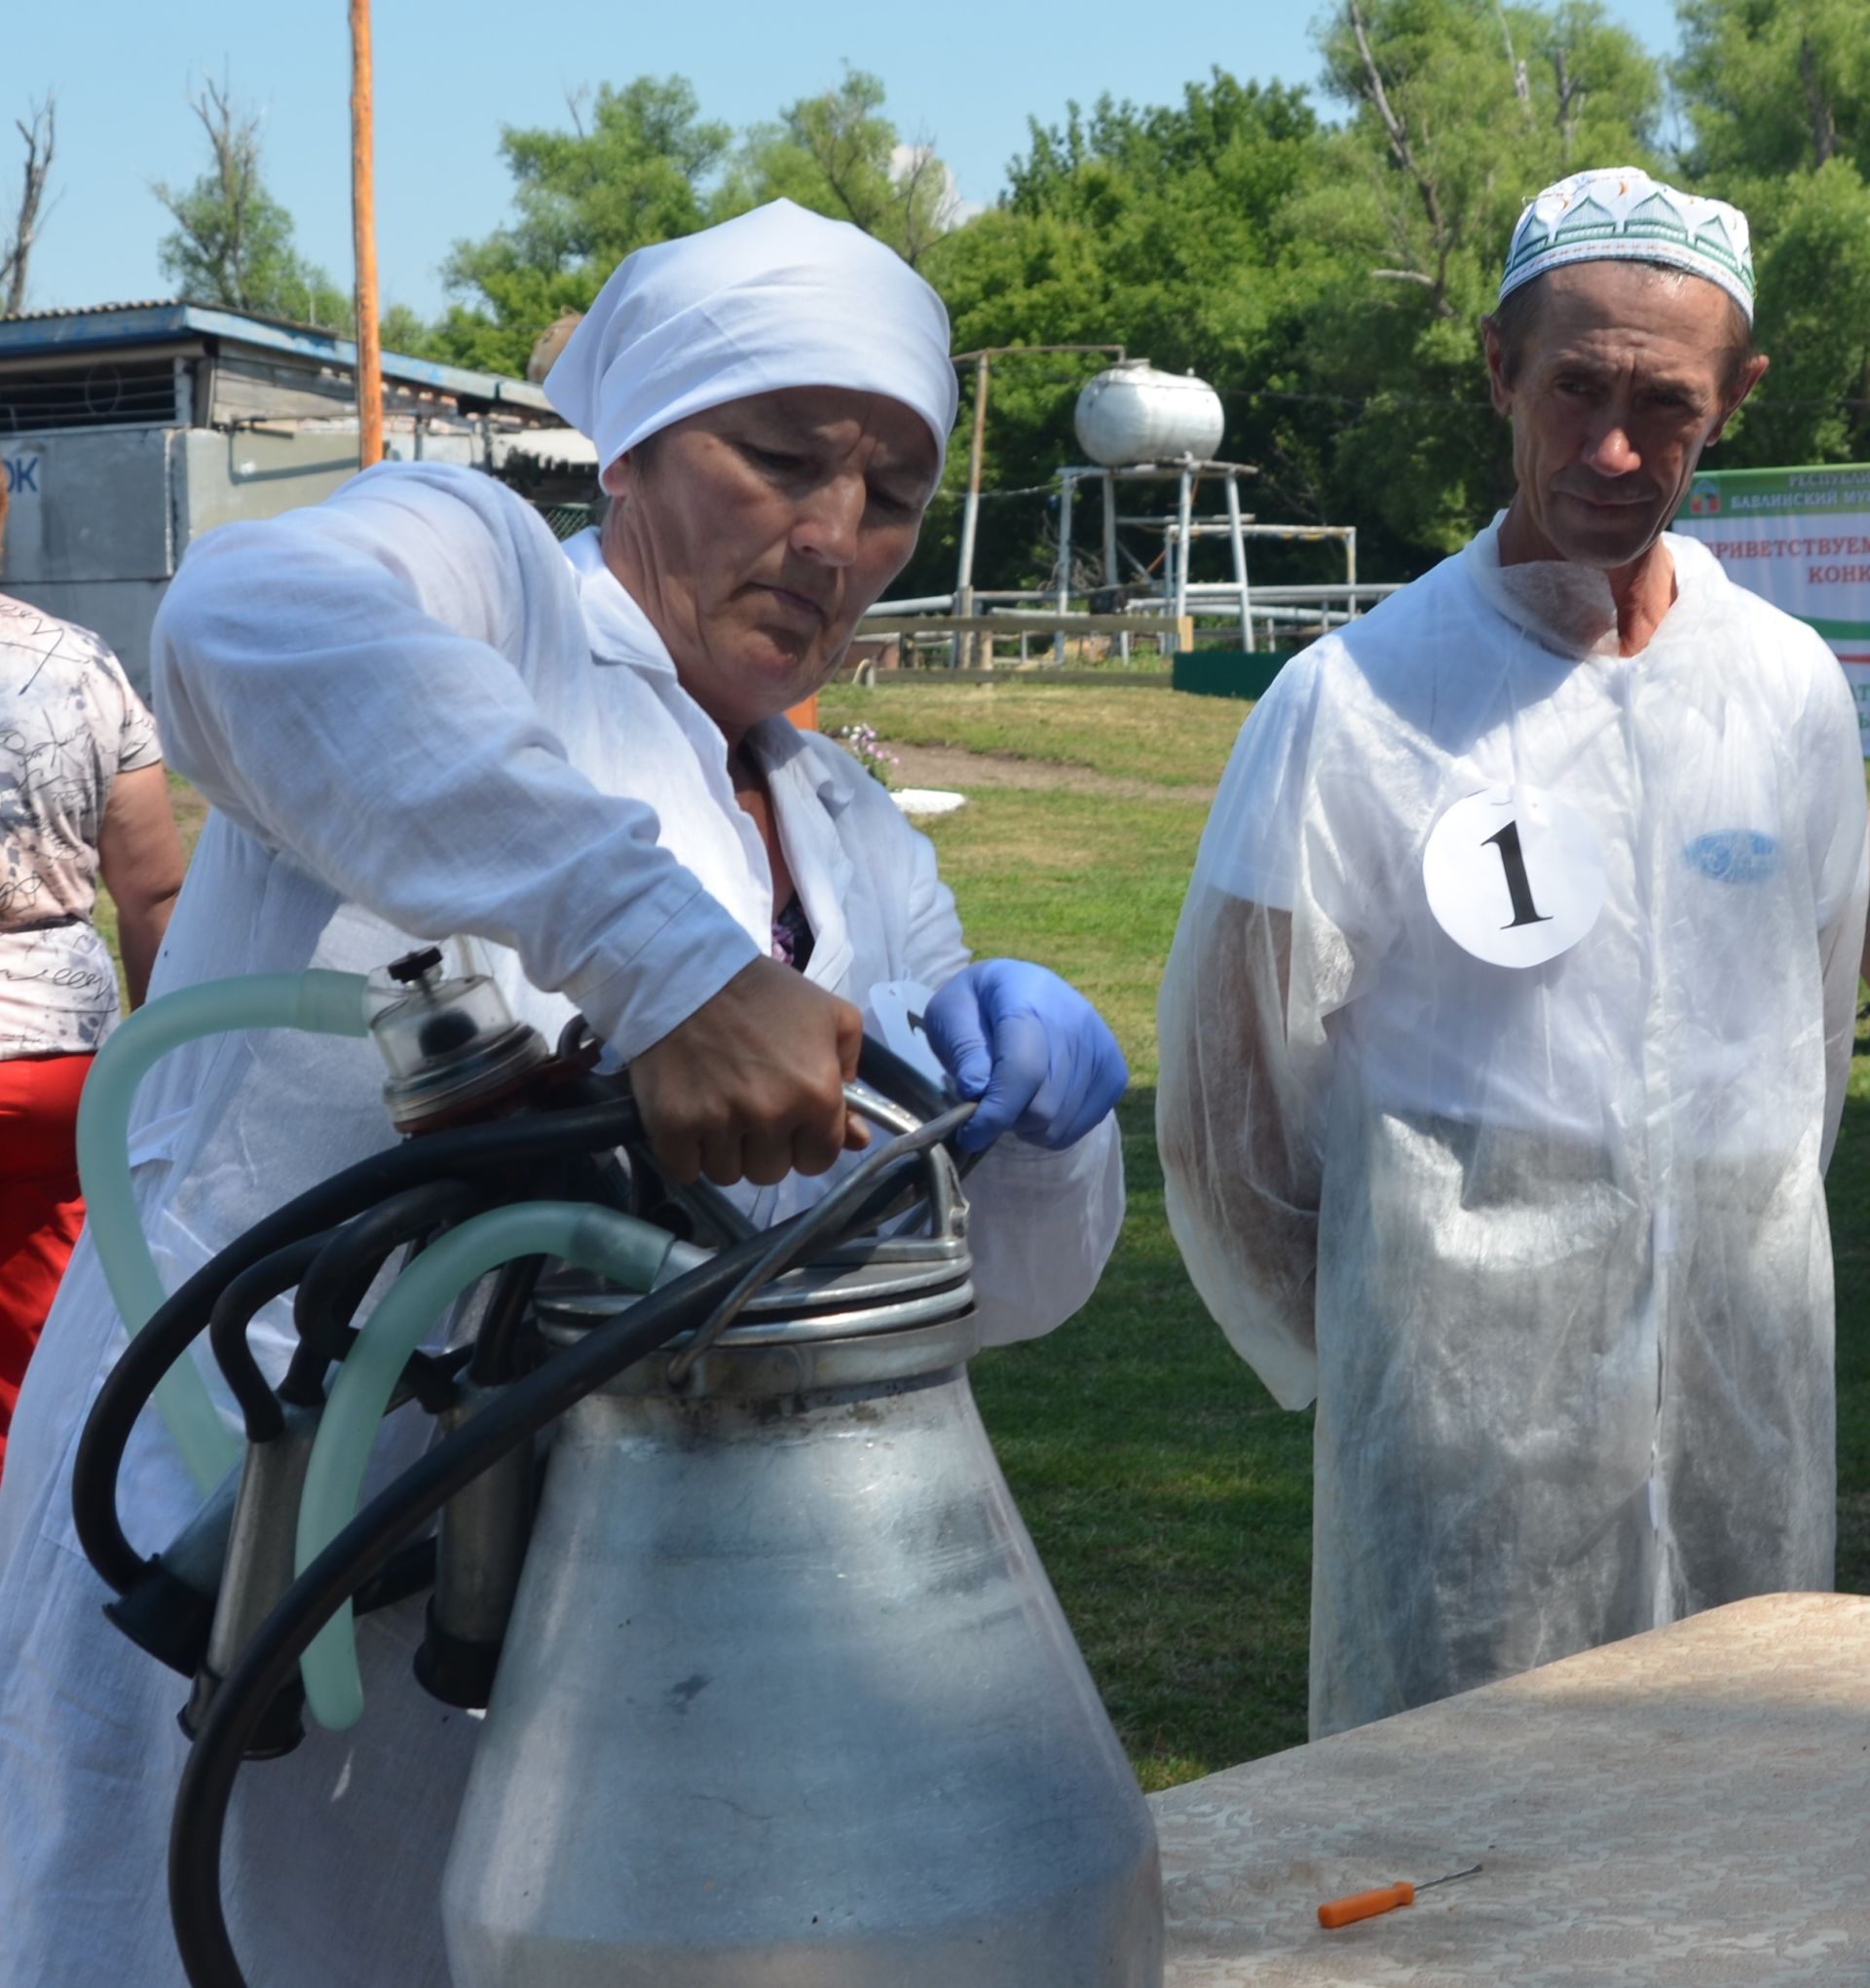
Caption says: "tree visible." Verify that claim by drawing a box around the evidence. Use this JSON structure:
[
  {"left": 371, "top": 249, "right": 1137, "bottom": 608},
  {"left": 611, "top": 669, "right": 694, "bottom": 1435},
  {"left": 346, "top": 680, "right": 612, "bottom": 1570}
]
[
  {"left": 379, "top": 301, "right": 441, "bottom": 359},
  {"left": 906, "top": 72, "right": 1329, "bottom": 595},
  {"left": 920, "top": 12, "right": 1663, "bottom": 591},
  {"left": 154, "top": 76, "right": 351, "bottom": 328},
  {"left": 726, "top": 68, "right": 959, "bottom": 268},
  {"left": 433, "top": 78, "right": 731, "bottom": 374},
  {"left": 1724, "top": 159, "right": 1870, "bottom": 465},
  {"left": 1674, "top": 0, "right": 1867, "bottom": 180},
  {"left": 2, "top": 95, "right": 56, "bottom": 319},
  {"left": 1314, "top": 0, "right": 1662, "bottom": 320},
  {"left": 1673, "top": 0, "right": 1870, "bottom": 467},
  {"left": 1268, "top": 0, "right": 1662, "bottom": 560}
]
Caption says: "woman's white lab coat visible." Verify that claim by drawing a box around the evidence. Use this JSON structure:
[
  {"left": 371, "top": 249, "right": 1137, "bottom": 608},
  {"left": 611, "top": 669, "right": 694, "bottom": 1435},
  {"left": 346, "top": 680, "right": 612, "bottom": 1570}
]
[{"left": 0, "top": 463, "right": 1122, "bottom": 1985}]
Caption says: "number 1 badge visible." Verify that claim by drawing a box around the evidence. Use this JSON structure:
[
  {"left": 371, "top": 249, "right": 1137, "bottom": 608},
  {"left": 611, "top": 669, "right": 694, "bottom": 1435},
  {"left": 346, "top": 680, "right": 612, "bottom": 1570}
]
[{"left": 1422, "top": 786, "right": 1607, "bottom": 968}]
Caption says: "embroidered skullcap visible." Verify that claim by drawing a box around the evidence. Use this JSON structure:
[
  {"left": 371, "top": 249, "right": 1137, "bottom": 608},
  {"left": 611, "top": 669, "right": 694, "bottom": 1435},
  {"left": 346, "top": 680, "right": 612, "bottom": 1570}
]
[
  {"left": 544, "top": 199, "right": 957, "bottom": 471},
  {"left": 1499, "top": 167, "right": 1755, "bottom": 323}
]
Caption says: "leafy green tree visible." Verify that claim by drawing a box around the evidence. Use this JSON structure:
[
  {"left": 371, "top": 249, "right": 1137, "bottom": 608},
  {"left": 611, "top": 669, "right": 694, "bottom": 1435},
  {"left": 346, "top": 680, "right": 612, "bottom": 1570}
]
[
  {"left": 432, "top": 78, "right": 731, "bottom": 374},
  {"left": 1727, "top": 159, "right": 1870, "bottom": 465},
  {"left": 1312, "top": 0, "right": 1662, "bottom": 321},
  {"left": 1672, "top": 0, "right": 1870, "bottom": 467},
  {"left": 1674, "top": 0, "right": 1868, "bottom": 178},
  {"left": 725, "top": 67, "right": 959, "bottom": 268},
  {"left": 1291, "top": 0, "right": 1663, "bottom": 554},
  {"left": 154, "top": 76, "right": 351, "bottom": 330},
  {"left": 912, "top": 72, "right": 1330, "bottom": 594},
  {"left": 918, "top": 8, "right": 1662, "bottom": 592},
  {"left": 378, "top": 301, "right": 442, "bottom": 359}
]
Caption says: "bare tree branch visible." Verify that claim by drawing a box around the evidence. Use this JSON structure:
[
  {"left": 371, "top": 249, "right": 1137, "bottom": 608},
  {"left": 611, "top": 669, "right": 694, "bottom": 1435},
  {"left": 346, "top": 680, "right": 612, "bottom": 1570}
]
[
  {"left": 1495, "top": 0, "right": 1533, "bottom": 122},
  {"left": 564, "top": 83, "right": 591, "bottom": 141},
  {"left": 891, "top": 135, "right": 955, "bottom": 269},
  {"left": 1798, "top": 37, "right": 1837, "bottom": 169},
  {"left": 152, "top": 71, "right": 265, "bottom": 309},
  {"left": 1550, "top": 45, "right": 1590, "bottom": 168},
  {"left": 1344, "top": 0, "right": 1457, "bottom": 319},
  {"left": 2, "top": 94, "right": 56, "bottom": 319}
]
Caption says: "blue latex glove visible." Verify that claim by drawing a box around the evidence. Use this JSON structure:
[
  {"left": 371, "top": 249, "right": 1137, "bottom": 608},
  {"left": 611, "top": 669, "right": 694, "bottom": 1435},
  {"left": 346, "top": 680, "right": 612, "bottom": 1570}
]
[{"left": 923, "top": 959, "right": 1128, "bottom": 1154}]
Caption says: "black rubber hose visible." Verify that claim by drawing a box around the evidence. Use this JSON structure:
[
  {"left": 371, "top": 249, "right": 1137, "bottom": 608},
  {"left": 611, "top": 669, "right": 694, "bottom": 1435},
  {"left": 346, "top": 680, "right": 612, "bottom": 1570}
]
[
  {"left": 670, "top": 1104, "right": 975, "bottom": 1384},
  {"left": 72, "top": 1097, "right": 643, "bottom": 1597},
  {"left": 466, "top": 1254, "right": 546, "bottom": 1387},
  {"left": 168, "top": 1241, "right": 754, "bottom": 1988},
  {"left": 281, "top": 1182, "right": 489, "bottom": 1406},
  {"left": 351, "top": 1535, "right": 437, "bottom": 1617},
  {"left": 206, "top": 1236, "right": 335, "bottom": 1445},
  {"left": 386, "top": 1342, "right": 475, "bottom": 1420},
  {"left": 168, "top": 1116, "right": 969, "bottom": 1988}
]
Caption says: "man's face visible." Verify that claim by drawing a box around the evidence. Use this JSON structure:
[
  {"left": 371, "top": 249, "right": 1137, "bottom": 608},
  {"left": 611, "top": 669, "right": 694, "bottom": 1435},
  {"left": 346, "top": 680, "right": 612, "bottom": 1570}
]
[
  {"left": 1483, "top": 263, "right": 1768, "bottom": 573},
  {"left": 602, "top": 386, "right": 941, "bottom": 739}
]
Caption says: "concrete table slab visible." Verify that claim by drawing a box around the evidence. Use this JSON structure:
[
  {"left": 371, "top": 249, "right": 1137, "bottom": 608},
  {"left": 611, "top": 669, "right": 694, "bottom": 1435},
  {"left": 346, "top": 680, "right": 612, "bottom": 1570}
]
[{"left": 1152, "top": 1594, "right": 1870, "bottom": 1987}]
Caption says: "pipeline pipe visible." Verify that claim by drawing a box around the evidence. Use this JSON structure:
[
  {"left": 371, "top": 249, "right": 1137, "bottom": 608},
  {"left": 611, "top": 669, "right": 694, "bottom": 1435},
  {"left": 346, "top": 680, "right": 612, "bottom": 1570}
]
[
  {"left": 283, "top": 1181, "right": 490, "bottom": 1404},
  {"left": 206, "top": 1235, "right": 337, "bottom": 1445},
  {"left": 72, "top": 1098, "right": 642, "bottom": 1598},
  {"left": 76, "top": 971, "right": 374, "bottom": 1491},
  {"left": 465, "top": 1254, "right": 546, "bottom": 1388},
  {"left": 294, "top": 1202, "right": 681, "bottom": 1729}
]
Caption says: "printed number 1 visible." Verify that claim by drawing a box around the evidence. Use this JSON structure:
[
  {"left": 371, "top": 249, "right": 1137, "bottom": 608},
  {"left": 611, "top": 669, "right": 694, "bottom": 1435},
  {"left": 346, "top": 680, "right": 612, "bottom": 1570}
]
[{"left": 1481, "top": 820, "right": 1551, "bottom": 929}]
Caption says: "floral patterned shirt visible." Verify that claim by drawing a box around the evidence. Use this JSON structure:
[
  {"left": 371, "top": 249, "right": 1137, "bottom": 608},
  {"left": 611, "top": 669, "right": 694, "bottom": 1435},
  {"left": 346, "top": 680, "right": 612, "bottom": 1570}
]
[
  {"left": 1, "top": 594, "right": 162, "bottom": 1057},
  {"left": 769, "top": 893, "right": 815, "bottom": 972}
]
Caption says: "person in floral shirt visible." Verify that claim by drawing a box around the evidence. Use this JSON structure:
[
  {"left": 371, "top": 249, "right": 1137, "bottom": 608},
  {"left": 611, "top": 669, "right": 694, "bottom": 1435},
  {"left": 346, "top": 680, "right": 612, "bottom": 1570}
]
[{"left": 0, "top": 474, "right": 185, "bottom": 1472}]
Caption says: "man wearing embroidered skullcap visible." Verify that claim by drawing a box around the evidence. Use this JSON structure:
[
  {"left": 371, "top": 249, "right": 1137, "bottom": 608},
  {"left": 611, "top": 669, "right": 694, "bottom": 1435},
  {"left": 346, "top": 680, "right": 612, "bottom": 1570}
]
[
  {"left": 0, "top": 202, "right": 1130, "bottom": 1984},
  {"left": 1159, "top": 167, "right": 1870, "bottom": 1737}
]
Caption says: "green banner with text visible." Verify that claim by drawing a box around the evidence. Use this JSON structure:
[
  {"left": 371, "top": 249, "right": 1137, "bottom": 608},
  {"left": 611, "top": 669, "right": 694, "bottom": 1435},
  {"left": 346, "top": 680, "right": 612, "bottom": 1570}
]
[{"left": 1675, "top": 465, "right": 1870, "bottom": 753}]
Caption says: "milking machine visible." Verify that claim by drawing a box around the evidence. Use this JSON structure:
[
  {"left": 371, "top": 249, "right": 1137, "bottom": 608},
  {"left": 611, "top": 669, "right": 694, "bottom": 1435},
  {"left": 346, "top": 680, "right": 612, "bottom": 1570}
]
[{"left": 72, "top": 947, "right": 1164, "bottom": 1987}]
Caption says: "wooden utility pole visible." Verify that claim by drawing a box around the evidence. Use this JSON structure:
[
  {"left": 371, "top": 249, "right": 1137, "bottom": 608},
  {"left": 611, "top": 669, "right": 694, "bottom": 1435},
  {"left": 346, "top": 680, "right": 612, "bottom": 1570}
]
[
  {"left": 953, "top": 352, "right": 991, "bottom": 637},
  {"left": 349, "top": 0, "right": 383, "bottom": 468},
  {"left": 947, "top": 345, "right": 1125, "bottom": 665}
]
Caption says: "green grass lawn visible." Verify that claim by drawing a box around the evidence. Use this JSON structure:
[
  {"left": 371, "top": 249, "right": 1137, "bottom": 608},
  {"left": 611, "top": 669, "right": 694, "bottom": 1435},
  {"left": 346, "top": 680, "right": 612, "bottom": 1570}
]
[
  {"left": 111, "top": 691, "right": 1870, "bottom": 1792},
  {"left": 889, "top": 777, "right": 1316, "bottom": 1780},
  {"left": 848, "top": 687, "right": 1318, "bottom": 1782},
  {"left": 821, "top": 679, "right": 1245, "bottom": 789}
]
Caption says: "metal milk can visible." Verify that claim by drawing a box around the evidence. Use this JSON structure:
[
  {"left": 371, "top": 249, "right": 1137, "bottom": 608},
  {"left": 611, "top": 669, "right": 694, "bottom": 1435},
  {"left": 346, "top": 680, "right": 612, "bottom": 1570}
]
[{"left": 441, "top": 1223, "right": 1165, "bottom": 1986}]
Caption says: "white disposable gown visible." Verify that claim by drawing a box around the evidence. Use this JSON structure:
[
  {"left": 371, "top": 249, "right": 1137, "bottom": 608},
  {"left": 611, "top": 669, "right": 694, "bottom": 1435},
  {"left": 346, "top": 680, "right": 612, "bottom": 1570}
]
[
  {"left": 0, "top": 463, "right": 1123, "bottom": 1985},
  {"left": 1158, "top": 518, "right": 1868, "bottom": 1740}
]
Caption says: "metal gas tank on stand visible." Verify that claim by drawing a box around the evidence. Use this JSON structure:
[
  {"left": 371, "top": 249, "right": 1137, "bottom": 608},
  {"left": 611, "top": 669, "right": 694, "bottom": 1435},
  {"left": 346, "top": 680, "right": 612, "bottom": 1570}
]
[{"left": 441, "top": 1244, "right": 1164, "bottom": 1986}]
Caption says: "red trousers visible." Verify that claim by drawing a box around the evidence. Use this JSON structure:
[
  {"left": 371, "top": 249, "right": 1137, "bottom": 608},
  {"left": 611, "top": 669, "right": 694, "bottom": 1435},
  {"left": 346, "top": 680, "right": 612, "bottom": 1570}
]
[{"left": 0, "top": 1053, "right": 93, "bottom": 1477}]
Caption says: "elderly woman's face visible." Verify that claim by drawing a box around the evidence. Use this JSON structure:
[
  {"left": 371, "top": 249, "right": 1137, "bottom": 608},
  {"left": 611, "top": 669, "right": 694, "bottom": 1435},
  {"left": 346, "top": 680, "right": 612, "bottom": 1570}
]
[{"left": 602, "top": 386, "right": 940, "bottom": 740}]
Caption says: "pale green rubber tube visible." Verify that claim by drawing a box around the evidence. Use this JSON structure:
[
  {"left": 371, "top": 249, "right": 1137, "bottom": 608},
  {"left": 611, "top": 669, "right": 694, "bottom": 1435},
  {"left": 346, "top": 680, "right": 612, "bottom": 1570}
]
[
  {"left": 294, "top": 1201, "right": 679, "bottom": 1730},
  {"left": 76, "top": 970, "right": 374, "bottom": 1493}
]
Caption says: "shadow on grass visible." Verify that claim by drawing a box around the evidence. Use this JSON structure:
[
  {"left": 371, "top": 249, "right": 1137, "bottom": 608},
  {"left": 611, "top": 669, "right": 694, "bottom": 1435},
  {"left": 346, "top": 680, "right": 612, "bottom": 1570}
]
[{"left": 1827, "top": 1087, "right": 1870, "bottom": 1595}]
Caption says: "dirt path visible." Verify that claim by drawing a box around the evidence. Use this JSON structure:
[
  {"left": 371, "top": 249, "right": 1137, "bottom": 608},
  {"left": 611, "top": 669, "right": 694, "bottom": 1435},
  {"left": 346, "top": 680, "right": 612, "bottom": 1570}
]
[{"left": 890, "top": 742, "right": 1215, "bottom": 805}]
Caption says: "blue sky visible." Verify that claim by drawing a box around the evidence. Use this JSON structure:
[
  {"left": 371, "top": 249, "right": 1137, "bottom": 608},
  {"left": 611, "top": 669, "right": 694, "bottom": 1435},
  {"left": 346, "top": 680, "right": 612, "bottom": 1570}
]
[{"left": 8, "top": 0, "right": 1687, "bottom": 321}]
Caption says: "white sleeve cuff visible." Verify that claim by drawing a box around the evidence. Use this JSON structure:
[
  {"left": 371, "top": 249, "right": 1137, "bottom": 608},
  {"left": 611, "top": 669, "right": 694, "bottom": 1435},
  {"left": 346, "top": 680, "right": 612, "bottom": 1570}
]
[{"left": 564, "top": 881, "right": 765, "bottom": 1061}]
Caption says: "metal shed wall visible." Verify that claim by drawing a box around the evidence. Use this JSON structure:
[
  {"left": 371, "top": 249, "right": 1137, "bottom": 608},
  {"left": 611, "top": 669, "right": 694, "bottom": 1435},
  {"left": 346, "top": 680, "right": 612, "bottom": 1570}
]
[{"left": 1, "top": 429, "right": 180, "bottom": 693}]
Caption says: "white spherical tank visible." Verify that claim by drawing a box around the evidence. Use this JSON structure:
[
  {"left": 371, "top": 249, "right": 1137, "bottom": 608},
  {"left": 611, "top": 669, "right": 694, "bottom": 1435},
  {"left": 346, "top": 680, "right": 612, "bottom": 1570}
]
[{"left": 1073, "top": 361, "right": 1225, "bottom": 467}]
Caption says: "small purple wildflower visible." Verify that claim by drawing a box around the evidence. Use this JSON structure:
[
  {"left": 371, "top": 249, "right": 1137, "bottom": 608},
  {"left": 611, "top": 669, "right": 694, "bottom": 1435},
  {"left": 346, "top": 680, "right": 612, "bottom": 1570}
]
[{"left": 834, "top": 722, "right": 896, "bottom": 790}]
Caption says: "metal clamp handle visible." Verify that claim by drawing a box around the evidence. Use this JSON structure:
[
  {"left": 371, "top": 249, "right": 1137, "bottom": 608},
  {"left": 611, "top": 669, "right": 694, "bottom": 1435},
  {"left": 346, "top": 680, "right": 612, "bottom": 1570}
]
[
  {"left": 842, "top": 1081, "right": 962, "bottom": 1242},
  {"left": 665, "top": 1100, "right": 974, "bottom": 1387}
]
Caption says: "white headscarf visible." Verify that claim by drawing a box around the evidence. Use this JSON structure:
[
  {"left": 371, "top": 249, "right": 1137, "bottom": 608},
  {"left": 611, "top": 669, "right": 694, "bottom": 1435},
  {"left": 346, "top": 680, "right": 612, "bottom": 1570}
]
[
  {"left": 543, "top": 200, "right": 958, "bottom": 470},
  {"left": 1499, "top": 167, "right": 1755, "bottom": 322}
]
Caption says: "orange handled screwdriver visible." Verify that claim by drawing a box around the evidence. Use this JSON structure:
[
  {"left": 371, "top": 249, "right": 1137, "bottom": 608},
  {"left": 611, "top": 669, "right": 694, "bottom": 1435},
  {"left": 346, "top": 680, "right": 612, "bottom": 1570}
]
[{"left": 1318, "top": 1862, "right": 1481, "bottom": 1930}]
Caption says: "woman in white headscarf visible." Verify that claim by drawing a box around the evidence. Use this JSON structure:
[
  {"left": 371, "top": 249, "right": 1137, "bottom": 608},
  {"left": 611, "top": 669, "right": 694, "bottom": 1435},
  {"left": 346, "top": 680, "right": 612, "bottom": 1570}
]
[{"left": 0, "top": 202, "right": 1127, "bottom": 1987}]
